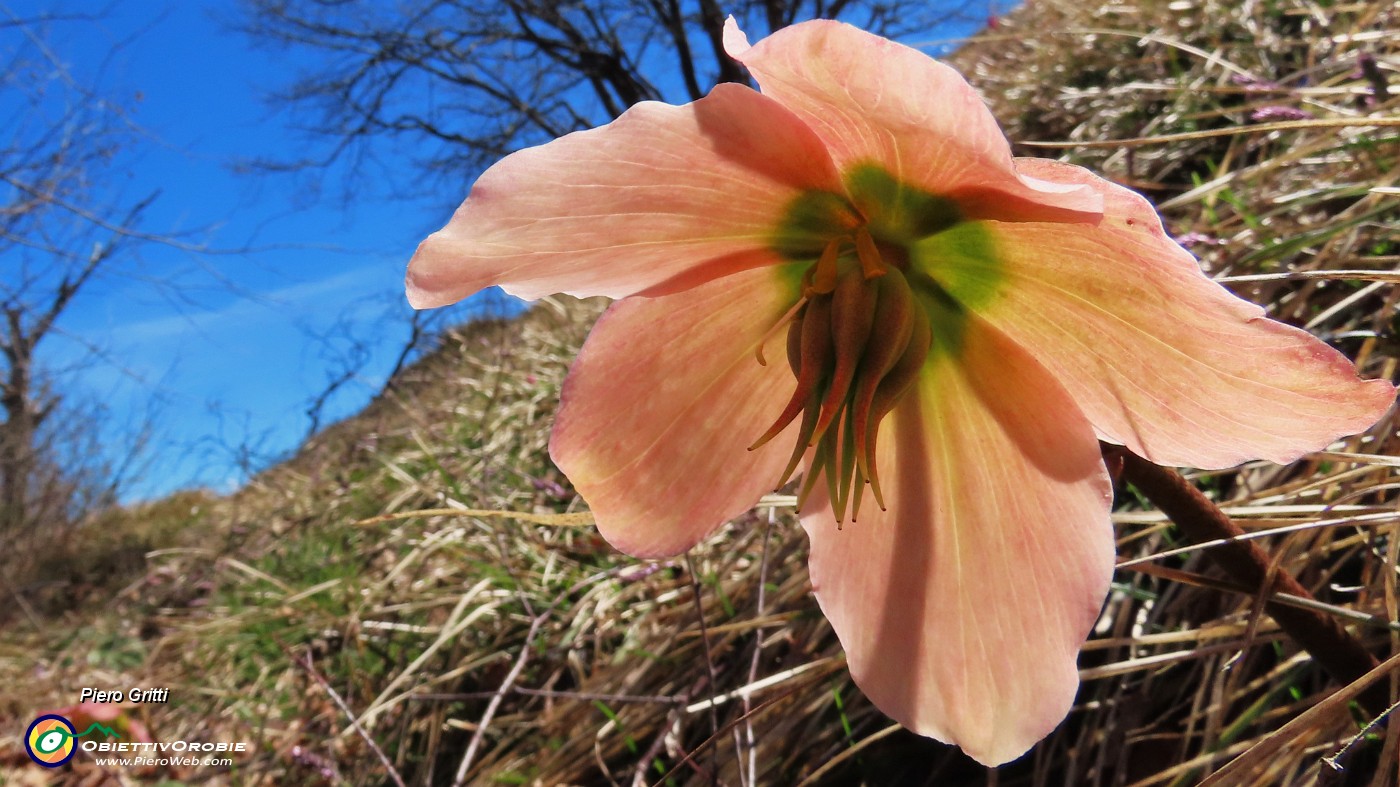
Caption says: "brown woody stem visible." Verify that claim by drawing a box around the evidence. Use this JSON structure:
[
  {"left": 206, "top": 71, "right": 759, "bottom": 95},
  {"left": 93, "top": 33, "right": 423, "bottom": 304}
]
[{"left": 1108, "top": 445, "right": 1388, "bottom": 716}]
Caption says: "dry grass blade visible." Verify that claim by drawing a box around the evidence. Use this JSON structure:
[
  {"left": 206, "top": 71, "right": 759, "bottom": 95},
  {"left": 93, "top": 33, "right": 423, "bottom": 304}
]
[
  {"left": 1022, "top": 117, "right": 1400, "bottom": 148},
  {"left": 355, "top": 507, "right": 596, "bottom": 528},
  {"left": 794, "top": 723, "right": 903, "bottom": 787},
  {"left": 294, "top": 650, "right": 408, "bottom": 787},
  {"left": 1196, "top": 650, "right": 1400, "bottom": 787}
]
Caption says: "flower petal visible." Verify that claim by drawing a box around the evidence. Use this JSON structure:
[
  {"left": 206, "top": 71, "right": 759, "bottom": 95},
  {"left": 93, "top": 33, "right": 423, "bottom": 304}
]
[
  {"left": 550, "top": 266, "right": 804, "bottom": 557},
  {"left": 800, "top": 318, "right": 1114, "bottom": 766},
  {"left": 922, "top": 158, "right": 1396, "bottom": 468},
  {"left": 407, "top": 83, "right": 842, "bottom": 307},
  {"left": 723, "top": 19, "right": 1102, "bottom": 221}
]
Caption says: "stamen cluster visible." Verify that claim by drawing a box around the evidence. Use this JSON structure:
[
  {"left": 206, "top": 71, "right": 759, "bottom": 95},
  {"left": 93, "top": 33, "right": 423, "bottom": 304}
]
[{"left": 751, "top": 228, "right": 931, "bottom": 523}]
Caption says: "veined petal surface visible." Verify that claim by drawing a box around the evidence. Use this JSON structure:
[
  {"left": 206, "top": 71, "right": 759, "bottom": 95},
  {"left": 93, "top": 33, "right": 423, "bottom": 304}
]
[
  {"left": 550, "top": 266, "right": 803, "bottom": 557},
  {"left": 801, "top": 319, "right": 1114, "bottom": 766},
  {"left": 923, "top": 158, "right": 1396, "bottom": 469},
  {"left": 723, "top": 19, "right": 1102, "bottom": 222},
  {"left": 407, "top": 83, "right": 841, "bottom": 306}
]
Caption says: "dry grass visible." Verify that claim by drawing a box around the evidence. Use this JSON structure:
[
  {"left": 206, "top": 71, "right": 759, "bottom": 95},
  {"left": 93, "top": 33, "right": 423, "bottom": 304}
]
[{"left": 2, "top": 0, "right": 1398, "bottom": 784}]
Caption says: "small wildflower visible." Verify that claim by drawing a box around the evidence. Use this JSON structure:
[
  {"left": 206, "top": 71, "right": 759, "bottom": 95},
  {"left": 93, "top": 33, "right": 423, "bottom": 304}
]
[
  {"left": 1230, "top": 73, "right": 1285, "bottom": 92},
  {"left": 1250, "top": 105, "right": 1315, "bottom": 122}
]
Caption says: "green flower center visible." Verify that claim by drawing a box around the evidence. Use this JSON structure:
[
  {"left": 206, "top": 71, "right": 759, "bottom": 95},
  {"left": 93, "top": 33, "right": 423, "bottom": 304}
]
[{"left": 753, "top": 164, "right": 997, "bottom": 523}]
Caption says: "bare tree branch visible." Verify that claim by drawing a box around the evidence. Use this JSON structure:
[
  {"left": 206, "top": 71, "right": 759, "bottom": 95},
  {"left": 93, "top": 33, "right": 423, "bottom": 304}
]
[
  {"left": 236, "top": 0, "right": 985, "bottom": 193},
  {"left": 0, "top": 10, "right": 167, "bottom": 537}
]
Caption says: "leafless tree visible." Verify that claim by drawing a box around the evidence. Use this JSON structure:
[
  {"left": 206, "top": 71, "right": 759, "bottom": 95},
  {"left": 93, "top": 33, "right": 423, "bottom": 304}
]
[
  {"left": 0, "top": 9, "right": 161, "bottom": 537},
  {"left": 238, "top": 0, "right": 984, "bottom": 190}
]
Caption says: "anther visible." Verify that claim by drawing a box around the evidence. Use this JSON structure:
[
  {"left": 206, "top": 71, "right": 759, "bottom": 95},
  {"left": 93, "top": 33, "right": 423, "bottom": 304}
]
[
  {"left": 854, "top": 227, "right": 888, "bottom": 280},
  {"left": 753, "top": 230, "right": 934, "bottom": 523},
  {"left": 809, "top": 265, "right": 877, "bottom": 445},
  {"left": 805, "top": 237, "right": 843, "bottom": 296},
  {"left": 860, "top": 302, "right": 931, "bottom": 510},
  {"left": 849, "top": 269, "right": 918, "bottom": 503}
]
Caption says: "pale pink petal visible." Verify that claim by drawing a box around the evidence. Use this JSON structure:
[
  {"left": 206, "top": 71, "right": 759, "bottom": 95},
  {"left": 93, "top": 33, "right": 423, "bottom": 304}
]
[
  {"left": 723, "top": 19, "right": 1102, "bottom": 221},
  {"left": 801, "top": 318, "right": 1114, "bottom": 766},
  {"left": 922, "top": 157, "right": 1396, "bottom": 468},
  {"left": 550, "top": 266, "right": 804, "bottom": 557},
  {"left": 407, "top": 83, "right": 842, "bottom": 307}
]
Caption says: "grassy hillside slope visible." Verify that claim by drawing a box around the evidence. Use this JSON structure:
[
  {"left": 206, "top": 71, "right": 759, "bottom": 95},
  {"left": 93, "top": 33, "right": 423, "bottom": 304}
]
[{"left": 3, "top": 0, "right": 1397, "bottom": 784}]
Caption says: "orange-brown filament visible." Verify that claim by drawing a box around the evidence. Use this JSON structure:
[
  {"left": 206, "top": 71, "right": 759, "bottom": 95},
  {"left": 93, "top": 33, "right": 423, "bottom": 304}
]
[
  {"left": 854, "top": 227, "right": 887, "bottom": 280},
  {"left": 751, "top": 229, "right": 931, "bottom": 524},
  {"left": 747, "top": 297, "right": 832, "bottom": 452},
  {"left": 805, "top": 237, "right": 843, "bottom": 296},
  {"left": 752, "top": 296, "right": 808, "bottom": 367}
]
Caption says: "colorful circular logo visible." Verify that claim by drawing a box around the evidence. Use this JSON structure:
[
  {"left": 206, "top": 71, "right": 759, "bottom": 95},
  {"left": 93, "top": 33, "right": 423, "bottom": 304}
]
[{"left": 25, "top": 714, "right": 77, "bottom": 768}]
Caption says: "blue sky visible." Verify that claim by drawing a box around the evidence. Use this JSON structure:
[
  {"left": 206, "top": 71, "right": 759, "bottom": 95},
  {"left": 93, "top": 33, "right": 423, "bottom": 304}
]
[
  {"left": 3, "top": 0, "right": 996, "bottom": 502},
  {"left": 5, "top": 0, "right": 509, "bottom": 499}
]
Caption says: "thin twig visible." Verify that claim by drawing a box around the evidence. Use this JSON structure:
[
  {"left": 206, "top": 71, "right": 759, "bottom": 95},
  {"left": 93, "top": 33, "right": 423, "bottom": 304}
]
[
  {"left": 1120, "top": 561, "right": 1400, "bottom": 632},
  {"left": 452, "top": 568, "right": 618, "bottom": 785},
  {"left": 793, "top": 723, "right": 902, "bottom": 787},
  {"left": 632, "top": 706, "right": 684, "bottom": 787},
  {"left": 684, "top": 658, "right": 842, "bottom": 714},
  {"left": 742, "top": 510, "right": 776, "bottom": 787},
  {"left": 651, "top": 665, "right": 841, "bottom": 787},
  {"left": 453, "top": 612, "right": 549, "bottom": 785},
  {"left": 1322, "top": 696, "right": 1400, "bottom": 772},
  {"left": 685, "top": 551, "right": 723, "bottom": 785},
  {"left": 1196, "top": 651, "right": 1400, "bottom": 787},
  {"left": 294, "top": 650, "right": 407, "bottom": 787}
]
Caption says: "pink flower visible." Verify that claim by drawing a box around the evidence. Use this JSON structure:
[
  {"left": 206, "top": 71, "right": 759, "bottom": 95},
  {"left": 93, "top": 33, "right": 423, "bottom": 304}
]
[{"left": 406, "top": 20, "right": 1395, "bottom": 765}]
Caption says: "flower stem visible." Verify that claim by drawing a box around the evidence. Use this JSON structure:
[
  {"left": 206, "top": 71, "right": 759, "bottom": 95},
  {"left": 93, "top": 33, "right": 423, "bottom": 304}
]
[{"left": 1107, "top": 445, "right": 1388, "bottom": 716}]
